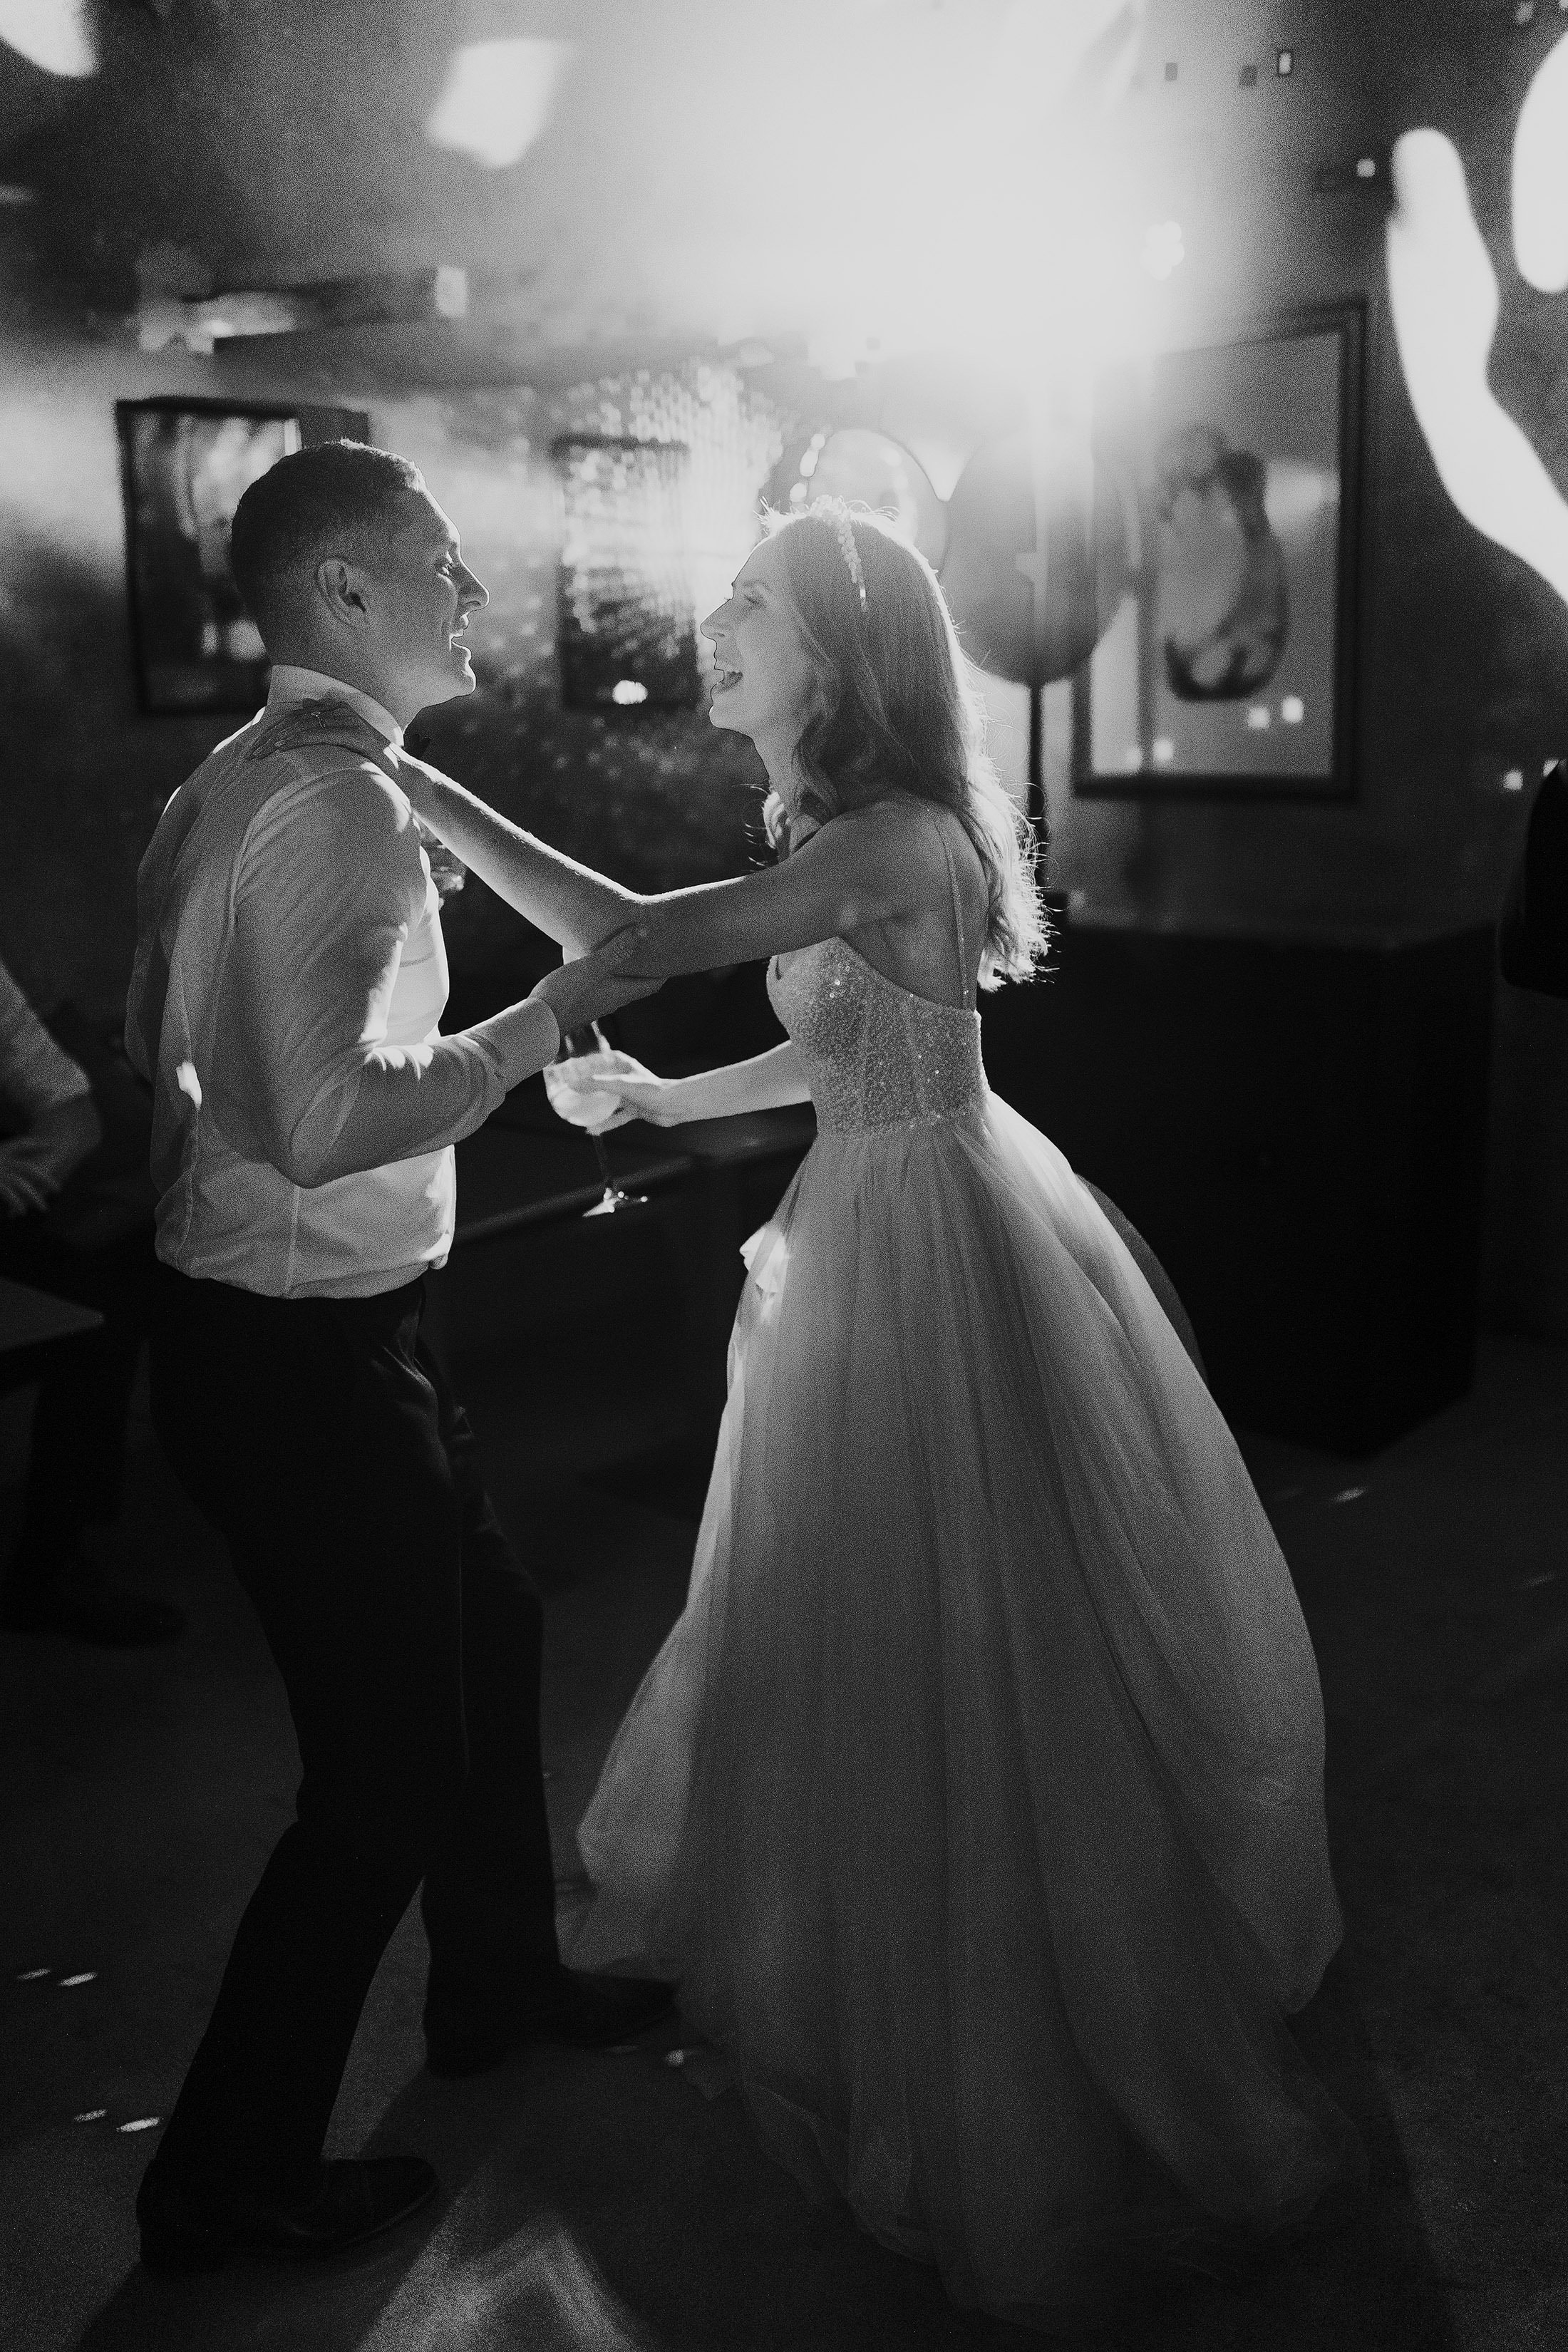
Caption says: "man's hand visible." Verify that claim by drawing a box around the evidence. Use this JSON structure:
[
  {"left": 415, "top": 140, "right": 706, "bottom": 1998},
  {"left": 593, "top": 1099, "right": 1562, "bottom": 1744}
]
[{"left": 530, "top": 943, "right": 661, "bottom": 1040}]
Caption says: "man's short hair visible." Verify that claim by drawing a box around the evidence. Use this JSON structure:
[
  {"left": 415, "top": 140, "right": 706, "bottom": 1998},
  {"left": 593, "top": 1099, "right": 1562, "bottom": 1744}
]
[{"left": 228, "top": 440, "right": 425, "bottom": 639}]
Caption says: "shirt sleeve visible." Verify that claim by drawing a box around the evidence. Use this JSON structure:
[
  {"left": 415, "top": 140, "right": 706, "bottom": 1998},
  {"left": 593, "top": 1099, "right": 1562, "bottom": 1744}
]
[
  {"left": 212, "top": 760, "right": 508, "bottom": 1187},
  {"left": 0, "top": 955, "right": 93, "bottom": 1123}
]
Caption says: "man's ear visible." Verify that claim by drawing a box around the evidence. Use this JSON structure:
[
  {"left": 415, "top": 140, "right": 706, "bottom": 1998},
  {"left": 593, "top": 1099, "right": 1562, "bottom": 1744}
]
[{"left": 314, "top": 556, "right": 369, "bottom": 631}]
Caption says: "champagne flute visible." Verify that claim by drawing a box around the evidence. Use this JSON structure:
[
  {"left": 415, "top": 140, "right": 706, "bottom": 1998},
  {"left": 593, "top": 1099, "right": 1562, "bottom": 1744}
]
[{"left": 541, "top": 1022, "right": 649, "bottom": 1217}]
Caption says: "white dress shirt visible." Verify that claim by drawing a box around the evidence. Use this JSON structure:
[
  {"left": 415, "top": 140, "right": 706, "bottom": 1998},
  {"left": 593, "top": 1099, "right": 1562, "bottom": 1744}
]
[{"left": 126, "top": 665, "right": 555, "bottom": 1300}]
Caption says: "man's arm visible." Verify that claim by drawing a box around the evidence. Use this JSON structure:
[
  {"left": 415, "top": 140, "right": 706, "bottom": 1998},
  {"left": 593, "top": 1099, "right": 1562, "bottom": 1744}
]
[{"left": 217, "top": 768, "right": 649, "bottom": 1189}]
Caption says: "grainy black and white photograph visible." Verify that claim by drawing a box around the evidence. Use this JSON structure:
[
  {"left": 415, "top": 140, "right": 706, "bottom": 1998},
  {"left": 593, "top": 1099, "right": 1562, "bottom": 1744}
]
[{"left": 1, "top": 5, "right": 1566, "bottom": 2351}]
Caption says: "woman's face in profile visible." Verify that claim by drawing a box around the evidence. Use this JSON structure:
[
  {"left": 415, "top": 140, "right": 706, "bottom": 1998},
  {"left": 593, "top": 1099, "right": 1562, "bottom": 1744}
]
[{"left": 701, "top": 536, "right": 818, "bottom": 771}]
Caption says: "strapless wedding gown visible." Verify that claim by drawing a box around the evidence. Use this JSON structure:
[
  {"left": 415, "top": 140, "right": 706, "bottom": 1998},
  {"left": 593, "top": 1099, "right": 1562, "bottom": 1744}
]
[{"left": 568, "top": 910, "right": 1359, "bottom": 2322}]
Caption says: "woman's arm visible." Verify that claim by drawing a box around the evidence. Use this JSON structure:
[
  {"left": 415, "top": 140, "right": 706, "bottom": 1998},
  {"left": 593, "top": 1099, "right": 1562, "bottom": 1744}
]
[
  {"left": 396, "top": 765, "right": 639, "bottom": 954},
  {"left": 562, "top": 1041, "right": 810, "bottom": 1128},
  {"left": 597, "top": 803, "right": 937, "bottom": 977},
  {"left": 402, "top": 773, "right": 937, "bottom": 973}
]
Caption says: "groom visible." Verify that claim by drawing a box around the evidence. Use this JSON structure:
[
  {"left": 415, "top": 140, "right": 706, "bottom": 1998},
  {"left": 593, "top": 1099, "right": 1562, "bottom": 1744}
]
[{"left": 126, "top": 439, "right": 671, "bottom": 2274}]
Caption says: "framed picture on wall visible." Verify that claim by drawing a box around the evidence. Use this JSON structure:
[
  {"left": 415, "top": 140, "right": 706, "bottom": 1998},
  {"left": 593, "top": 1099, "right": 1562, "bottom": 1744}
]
[
  {"left": 116, "top": 398, "right": 370, "bottom": 714},
  {"left": 552, "top": 435, "right": 700, "bottom": 711},
  {"left": 1071, "top": 301, "right": 1363, "bottom": 800}
]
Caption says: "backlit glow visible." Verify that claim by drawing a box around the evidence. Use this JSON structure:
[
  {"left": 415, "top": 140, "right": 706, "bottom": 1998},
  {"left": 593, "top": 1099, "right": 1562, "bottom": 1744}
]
[
  {"left": 1512, "top": 31, "right": 1568, "bottom": 291},
  {"left": 425, "top": 38, "right": 574, "bottom": 171},
  {"left": 1387, "top": 126, "right": 1568, "bottom": 609},
  {"left": 0, "top": 0, "right": 95, "bottom": 76},
  {"left": 1281, "top": 696, "right": 1304, "bottom": 724},
  {"left": 695, "top": 0, "right": 1155, "bottom": 380},
  {"left": 610, "top": 680, "right": 649, "bottom": 705},
  {"left": 1140, "top": 220, "right": 1185, "bottom": 281}
]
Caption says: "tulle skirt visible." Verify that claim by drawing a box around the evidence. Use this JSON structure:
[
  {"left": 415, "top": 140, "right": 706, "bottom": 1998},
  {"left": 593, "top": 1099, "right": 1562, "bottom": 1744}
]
[{"left": 568, "top": 1089, "right": 1361, "bottom": 2322}]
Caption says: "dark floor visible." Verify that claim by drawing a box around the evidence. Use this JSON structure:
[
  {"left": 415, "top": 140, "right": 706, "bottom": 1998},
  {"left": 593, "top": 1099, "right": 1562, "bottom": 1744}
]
[{"left": 1, "top": 1274, "right": 1565, "bottom": 2351}]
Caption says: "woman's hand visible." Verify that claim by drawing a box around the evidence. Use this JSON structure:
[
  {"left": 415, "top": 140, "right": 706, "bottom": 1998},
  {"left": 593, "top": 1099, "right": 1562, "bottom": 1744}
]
[{"left": 552, "top": 1047, "right": 693, "bottom": 1130}]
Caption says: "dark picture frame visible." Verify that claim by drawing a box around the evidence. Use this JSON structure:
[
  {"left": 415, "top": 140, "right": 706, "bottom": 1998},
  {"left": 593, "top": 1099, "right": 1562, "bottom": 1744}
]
[
  {"left": 116, "top": 398, "right": 370, "bottom": 715},
  {"left": 1071, "top": 301, "right": 1363, "bottom": 800}
]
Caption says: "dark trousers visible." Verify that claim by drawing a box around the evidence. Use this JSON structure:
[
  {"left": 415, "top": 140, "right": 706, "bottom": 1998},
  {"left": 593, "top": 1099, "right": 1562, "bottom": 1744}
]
[
  {"left": 148, "top": 1264, "right": 558, "bottom": 2194},
  {"left": 0, "top": 1218, "right": 155, "bottom": 1595}
]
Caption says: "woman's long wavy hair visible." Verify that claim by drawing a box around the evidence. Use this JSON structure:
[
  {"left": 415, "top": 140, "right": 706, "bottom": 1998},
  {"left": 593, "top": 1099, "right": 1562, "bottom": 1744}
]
[{"left": 763, "top": 497, "right": 1048, "bottom": 989}]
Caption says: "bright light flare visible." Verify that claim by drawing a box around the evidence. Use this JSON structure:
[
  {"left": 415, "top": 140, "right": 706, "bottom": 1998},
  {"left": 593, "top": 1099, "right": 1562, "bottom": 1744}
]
[
  {"left": 684, "top": 0, "right": 1156, "bottom": 379},
  {"left": 425, "top": 38, "right": 574, "bottom": 170},
  {"left": 1387, "top": 126, "right": 1568, "bottom": 610},
  {"left": 0, "top": 0, "right": 96, "bottom": 76},
  {"left": 1512, "top": 30, "right": 1568, "bottom": 290},
  {"left": 1140, "top": 221, "right": 1185, "bottom": 279}
]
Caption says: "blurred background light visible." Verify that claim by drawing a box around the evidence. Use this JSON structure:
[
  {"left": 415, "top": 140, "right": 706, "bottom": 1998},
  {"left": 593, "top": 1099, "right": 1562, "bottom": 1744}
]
[
  {"left": 1140, "top": 220, "right": 1185, "bottom": 280},
  {"left": 425, "top": 38, "right": 576, "bottom": 170},
  {"left": 1511, "top": 30, "right": 1568, "bottom": 291},
  {"left": 0, "top": 0, "right": 96, "bottom": 77},
  {"left": 1388, "top": 123, "right": 1568, "bottom": 611}
]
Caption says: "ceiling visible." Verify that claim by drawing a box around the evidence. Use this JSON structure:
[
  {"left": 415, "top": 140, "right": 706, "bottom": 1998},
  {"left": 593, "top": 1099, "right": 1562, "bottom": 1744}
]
[{"left": 0, "top": 0, "right": 1541, "bottom": 392}]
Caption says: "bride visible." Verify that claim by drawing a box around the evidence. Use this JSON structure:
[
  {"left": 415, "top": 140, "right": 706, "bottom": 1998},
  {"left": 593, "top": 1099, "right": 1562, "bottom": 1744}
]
[{"left": 399, "top": 498, "right": 1361, "bottom": 2323}]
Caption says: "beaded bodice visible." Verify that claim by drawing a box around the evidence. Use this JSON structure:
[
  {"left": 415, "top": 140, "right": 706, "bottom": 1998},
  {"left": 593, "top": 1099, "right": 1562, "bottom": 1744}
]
[{"left": 768, "top": 938, "right": 986, "bottom": 1135}]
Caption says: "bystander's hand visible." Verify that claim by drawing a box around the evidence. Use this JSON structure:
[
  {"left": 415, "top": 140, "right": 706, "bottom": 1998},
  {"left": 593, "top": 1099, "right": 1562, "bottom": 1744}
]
[{"left": 0, "top": 1097, "right": 102, "bottom": 1217}]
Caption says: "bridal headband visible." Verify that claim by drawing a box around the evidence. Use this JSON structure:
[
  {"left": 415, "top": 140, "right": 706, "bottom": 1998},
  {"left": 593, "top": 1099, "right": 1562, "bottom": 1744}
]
[{"left": 830, "top": 509, "right": 868, "bottom": 614}]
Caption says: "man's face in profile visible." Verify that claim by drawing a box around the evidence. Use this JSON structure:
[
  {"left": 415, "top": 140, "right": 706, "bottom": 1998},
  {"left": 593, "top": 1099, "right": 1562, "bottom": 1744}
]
[{"left": 361, "top": 490, "right": 488, "bottom": 716}]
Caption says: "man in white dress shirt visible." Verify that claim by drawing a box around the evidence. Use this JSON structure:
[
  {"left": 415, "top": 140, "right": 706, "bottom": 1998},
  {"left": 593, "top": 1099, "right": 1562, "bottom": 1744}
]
[{"left": 125, "top": 440, "right": 671, "bottom": 2274}]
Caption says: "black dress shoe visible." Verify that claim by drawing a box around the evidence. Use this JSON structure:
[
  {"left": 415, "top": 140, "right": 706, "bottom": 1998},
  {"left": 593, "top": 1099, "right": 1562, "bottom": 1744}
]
[
  {"left": 1, "top": 1582, "right": 185, "bottom": 1646},
  {"left": 425, "top": 1966, "right": 676, "bottom": 2079},
  {"left": 137, "top": 2156, "right": 438, "bottom": 2275}
]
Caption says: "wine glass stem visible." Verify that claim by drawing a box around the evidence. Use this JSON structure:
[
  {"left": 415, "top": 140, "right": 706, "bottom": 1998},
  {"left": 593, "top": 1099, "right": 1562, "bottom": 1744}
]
[{"left": 591, "top": 1133, "right": 619, "bottom": 1199}]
